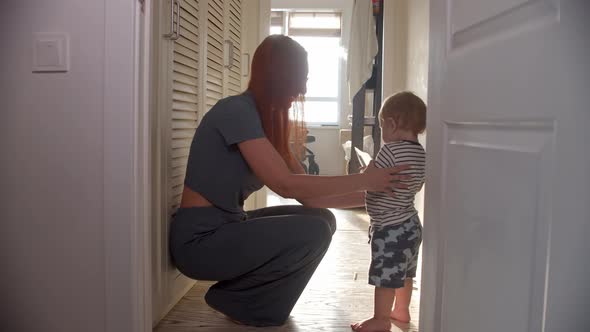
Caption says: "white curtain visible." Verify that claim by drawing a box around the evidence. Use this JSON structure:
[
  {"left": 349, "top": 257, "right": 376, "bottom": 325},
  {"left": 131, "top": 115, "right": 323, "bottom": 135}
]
[{"left": 346, "top": 0, "right": 378, "bottom": 102}]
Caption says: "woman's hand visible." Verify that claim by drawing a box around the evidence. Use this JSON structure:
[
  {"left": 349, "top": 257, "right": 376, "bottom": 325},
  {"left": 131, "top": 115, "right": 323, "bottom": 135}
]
[{"left": 361, "top": 161, "right": 411, "bottom": 194}]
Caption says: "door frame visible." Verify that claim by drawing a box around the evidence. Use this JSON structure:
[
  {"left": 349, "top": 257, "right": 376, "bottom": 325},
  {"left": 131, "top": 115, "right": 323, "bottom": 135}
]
[
  {"left": 380, "top": 1, "right": 440, "bottom": 328},
  {"left": 103, "top": 0, "right": 152, "bottom": 331},
  {"left": 419, "top": 0, "right": 445, "bottom": 331},
  {"left": 134, "top": 1, "right": 154, "bottom": 331},
  {"left": 134, "top": 0, "right": 442, "bottom": 329}
]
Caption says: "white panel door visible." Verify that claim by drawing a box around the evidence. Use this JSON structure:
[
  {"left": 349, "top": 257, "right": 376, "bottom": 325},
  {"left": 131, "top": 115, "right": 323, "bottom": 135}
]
[{"left": 423, "top": 1, "right": 590, "bottom": 331}]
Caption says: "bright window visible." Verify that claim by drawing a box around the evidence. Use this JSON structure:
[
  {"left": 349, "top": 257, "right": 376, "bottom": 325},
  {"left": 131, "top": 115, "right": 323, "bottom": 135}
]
[{"left": 271, "top": 10, "right": 342, "bottom": 126}]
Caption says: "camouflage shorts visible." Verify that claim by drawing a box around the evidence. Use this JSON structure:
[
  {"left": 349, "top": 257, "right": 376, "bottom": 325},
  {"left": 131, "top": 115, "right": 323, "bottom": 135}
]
[{"left": 368, "top": 214, "right": 422, "bottom": 289}]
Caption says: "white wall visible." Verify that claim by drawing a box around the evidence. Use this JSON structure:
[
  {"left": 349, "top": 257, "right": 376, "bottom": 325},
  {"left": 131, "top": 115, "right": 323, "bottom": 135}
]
[
  {"left": 0, "top": 1, "right": 142, "bottom": 331},
  {"left": 405, "top": 0, "right": 429, "bottom": 220},
  {"left": 382, "top": 2, "right": 429, "bottom": 299},
  {"left": 406, "top": 0, "right": 429, "bottom": 101},
  {"left": 382, "top": 0, "right": 429, "bottom": 219},
  {"left": 382, "top": 0, "right": 429, "bottom": 102},
  {"left": 307, "top": 127, "right": 345, "bottom": 176},
  {"left": 383, "top": 1, "right": 409, "bottom": 99}
]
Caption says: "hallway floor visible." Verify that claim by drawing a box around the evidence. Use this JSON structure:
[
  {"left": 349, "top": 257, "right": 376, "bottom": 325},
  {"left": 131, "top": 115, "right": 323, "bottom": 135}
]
[{"left": 155, "top": 205, "right": 421, "bottom": 332}]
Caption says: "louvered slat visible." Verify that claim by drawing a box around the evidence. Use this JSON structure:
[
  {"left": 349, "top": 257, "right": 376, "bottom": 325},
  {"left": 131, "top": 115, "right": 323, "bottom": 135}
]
[
  {"left": 171, "top": 159, "right": 188, "bottom": 171},
  {"left": 172, "top": 128, "right": 196, "bottom": 139},
  {"left": 169, "top": 0, "right": 200, "bottom": 214},
  {"left": 171, "top": 147, "right": 190, "bottom": 159},
  {"left": 227, "top": 0, "right": 242, "bottom": 96},
  {"left": 173, "top": 70, "right": 198, "bottom": 86},
  {"left": 206, "top": 0, "right": 225, "bottom": 110},
  {"left": 171, "top": 120, "right": 198, "bottom": 130},
  {"left": 229, "top": 0, "right": 240, "bottom": 12}
]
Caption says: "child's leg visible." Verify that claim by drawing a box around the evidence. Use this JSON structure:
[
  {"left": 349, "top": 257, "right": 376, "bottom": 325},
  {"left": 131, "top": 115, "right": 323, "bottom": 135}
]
[
  {"left": 351, "top": 287, "right": 395, "bottom": 332},
  {"left": 375, "top": 286, "right": 396, "bottom": 319},
  {"left": 352, "top": 223, "right": 401, "bottom": 332},
  {"left": 392, "top": 215, "right": 423, "bottom": 323},
  {"left": 391, "top": 278, "right": 413, "bottom": 323}
]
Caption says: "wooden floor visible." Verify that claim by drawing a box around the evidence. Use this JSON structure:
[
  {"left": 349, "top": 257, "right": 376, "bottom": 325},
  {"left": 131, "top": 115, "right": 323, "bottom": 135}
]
[{"left": 155, "top": 204, "right": 421, "bottom": 332}]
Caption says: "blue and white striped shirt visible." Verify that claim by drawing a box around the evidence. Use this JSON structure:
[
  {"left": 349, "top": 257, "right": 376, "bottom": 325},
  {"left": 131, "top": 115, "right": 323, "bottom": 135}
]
[{"left": 365, "top": 140, "right": 425, "bottom": 227}]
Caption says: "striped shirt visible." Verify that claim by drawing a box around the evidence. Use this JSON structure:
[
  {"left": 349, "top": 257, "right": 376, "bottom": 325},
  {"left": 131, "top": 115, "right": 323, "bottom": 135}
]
[{"left": 365, "top": 140, "right": 425, "bottom": 227}]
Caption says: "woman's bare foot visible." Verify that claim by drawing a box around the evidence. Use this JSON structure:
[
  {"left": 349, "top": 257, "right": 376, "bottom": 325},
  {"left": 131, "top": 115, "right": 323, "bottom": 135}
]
[
  {"left": 351, "top": 317, "right": 391, "bottom": 332},
  {"left": 390, "top": 308, "right": 411, "bottom": 323}
]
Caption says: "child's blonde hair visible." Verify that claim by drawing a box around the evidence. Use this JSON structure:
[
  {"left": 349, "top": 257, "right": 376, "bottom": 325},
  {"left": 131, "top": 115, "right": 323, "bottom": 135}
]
[{"left": 379, "top": 91, "right": 426, "bottom": 135}]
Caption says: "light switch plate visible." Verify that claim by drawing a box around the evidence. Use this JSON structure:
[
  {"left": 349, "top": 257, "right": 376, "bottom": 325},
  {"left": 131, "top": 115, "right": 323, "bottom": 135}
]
[{"left": 33, "top": 32, "right": 69, "bottom": 72}]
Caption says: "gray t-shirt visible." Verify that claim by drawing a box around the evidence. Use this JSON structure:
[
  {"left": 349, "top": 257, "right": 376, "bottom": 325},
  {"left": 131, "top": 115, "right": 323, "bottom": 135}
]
[{"left": 184, "top": 92, "right": 266, "bottom": 214}]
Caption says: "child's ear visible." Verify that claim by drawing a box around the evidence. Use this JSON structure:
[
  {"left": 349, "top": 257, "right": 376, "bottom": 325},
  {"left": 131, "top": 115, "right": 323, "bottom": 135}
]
[{"left": 386, "top": 117, "right": 397, "bottom": 131}]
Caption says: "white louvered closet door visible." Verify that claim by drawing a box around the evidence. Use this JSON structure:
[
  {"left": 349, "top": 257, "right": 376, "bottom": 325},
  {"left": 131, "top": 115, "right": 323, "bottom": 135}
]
[
  {"left": 225, "top": 0, "right": 242, "bottom": 96},
  {"left": 154, "top": 0, "right": 202, "bottom": 324},
  {"left": 168, "top": 0, "right": 201, "bottom": 213},
  {"left": 206, "top": 0, "right": 224, "bottom": 110},
  {"left": 154, "top": 0, "right": 249, "bottom": 325}
]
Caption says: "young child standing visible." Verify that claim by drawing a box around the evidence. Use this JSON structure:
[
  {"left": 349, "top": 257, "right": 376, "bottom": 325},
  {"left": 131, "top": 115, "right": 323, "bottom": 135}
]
[{"left": 352, "top": 91, "right": 426, "bottom": 332}]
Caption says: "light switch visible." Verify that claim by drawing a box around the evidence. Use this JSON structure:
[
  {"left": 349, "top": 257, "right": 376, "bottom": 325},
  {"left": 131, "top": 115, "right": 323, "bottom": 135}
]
[{"left": 33, "top": 33, "right": 69, "bottom": 72}]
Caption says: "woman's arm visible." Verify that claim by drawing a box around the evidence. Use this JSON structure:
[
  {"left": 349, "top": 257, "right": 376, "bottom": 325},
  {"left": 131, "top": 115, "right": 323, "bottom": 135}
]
[
  {"left": 284, "top": 153, "right": 366, "bottom": 208},
  {"left": 299, "top": 191, "right": 366, "bottom": 209},
  {"left": 238, "top": 137, "right": 409, "bottom": 201}
]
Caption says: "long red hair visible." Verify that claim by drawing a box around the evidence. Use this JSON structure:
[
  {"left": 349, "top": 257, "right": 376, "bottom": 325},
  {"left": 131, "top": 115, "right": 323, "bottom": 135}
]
[{"left": 247, "top": 35, "right": 308, "bottom": 168}]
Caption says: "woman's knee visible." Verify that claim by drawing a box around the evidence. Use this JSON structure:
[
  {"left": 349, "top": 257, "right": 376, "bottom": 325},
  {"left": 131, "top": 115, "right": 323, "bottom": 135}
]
[
  {"left": 300, "top": 216, "right": 333, "bottom": 248},
  {"left": 315, "top": 208, "right": 337, "bottom": 235}
]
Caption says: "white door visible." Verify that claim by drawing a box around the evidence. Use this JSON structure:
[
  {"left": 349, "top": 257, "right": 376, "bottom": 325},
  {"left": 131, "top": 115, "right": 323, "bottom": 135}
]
[
  {"left": 152, "top": 0, "right": 250, "bottom": 324},
  {"left": 152, "top": 0, "right": 200, "bottom": 324},
  {"left": 423, "top": 1, "right": 590, "bottom": 331}
]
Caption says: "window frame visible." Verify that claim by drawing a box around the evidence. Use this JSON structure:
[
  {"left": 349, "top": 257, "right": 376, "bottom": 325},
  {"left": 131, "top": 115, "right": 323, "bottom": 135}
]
[{"left": 271, "top": 9, "right": 343, "bottom": 127}]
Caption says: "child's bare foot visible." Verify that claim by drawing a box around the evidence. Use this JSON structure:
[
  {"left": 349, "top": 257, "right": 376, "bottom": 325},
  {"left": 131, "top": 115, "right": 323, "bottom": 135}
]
[
  {"left": 390, "top": 308, "right": 410, "bottom": 323},
  {"left": 351, "top": 317, "right": 391, "bottom": 332}
]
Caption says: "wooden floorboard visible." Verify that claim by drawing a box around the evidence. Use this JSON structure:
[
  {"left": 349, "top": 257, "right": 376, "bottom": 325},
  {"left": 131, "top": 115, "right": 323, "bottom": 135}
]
[{"left": 155, "top": 207, "right": 420, "bottom": 332}]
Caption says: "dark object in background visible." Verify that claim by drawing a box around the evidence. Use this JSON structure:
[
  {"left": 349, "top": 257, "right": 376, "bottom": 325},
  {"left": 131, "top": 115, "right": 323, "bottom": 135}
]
[{"left": 301, "top": 135, "right": 320, "bottom": 175}]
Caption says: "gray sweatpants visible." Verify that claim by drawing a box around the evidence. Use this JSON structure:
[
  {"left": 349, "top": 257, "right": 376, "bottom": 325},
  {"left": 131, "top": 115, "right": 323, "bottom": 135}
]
[{"left": 169, "top": 205, "right": 336, "bottom": 327}]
